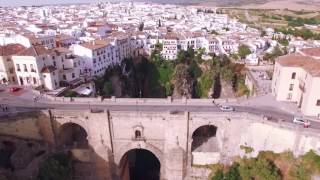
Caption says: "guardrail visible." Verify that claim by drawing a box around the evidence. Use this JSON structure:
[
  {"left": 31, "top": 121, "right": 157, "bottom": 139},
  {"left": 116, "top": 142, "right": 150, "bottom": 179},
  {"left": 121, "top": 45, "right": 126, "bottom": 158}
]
[{"left": 43, "top": 95, "right": 238, "bottom": 106}]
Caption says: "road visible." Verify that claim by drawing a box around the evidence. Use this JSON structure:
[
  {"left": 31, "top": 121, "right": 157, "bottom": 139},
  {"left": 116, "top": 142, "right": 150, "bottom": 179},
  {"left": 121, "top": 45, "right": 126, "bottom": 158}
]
[{"left": 0, "top": 87, "right": 320, "bottom": 130}]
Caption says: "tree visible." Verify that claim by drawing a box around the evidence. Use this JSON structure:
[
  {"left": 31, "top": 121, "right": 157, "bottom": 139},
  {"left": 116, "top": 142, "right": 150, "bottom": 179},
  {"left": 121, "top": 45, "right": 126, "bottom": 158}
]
[
  {"left": 103, "top": 81, "right": 113, "bottom": 97},
  {"left": 38, "top": 153, "right": 72, "bottom": 180},
  {"left": 212, "top": 170, "right": 224, "bottom": 180},
  {"left": 211, "top": 163, "right": 241, "bottom": 180},
  {"left": 138, "top": 22, "right": 144, "bottom": 31},
  {"left": 238, "top": 45, "right": 251, "bottom": 59}
]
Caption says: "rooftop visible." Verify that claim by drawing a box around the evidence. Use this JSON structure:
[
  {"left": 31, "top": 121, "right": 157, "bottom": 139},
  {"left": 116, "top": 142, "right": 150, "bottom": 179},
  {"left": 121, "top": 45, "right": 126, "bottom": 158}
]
[
  {"left": 41, "top": 66, "right": 57, "bottom": 73},
  {"left": 277, "top": 52, "right": 320, "bottom": 77},
  {"left": 300, "top": 48, "right": 320, "bottom": 58},
  {"left": 16, "top": 45, "right": 51, "bottom": 56},
  {"left": 0, "top": 44, "right": 26, "bottom": 56},
  {"left": 80, "top": 40, "right": 110, "bottom": 50}
]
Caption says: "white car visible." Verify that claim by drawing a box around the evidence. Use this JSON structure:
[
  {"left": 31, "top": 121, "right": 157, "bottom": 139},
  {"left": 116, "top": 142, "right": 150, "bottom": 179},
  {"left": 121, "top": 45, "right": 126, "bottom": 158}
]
[
  {"left": 293, "top": 117, "right": 310, "bottom": 128},
  {"left": 220, "top": 106, "right": 235, "bottom": 112}
]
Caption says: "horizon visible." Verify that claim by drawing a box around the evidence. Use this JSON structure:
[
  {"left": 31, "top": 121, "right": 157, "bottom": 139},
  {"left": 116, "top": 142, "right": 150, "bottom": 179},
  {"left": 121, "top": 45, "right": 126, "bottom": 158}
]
[{"left": 0, "top": 0, "right": 103, "bottom": 7}]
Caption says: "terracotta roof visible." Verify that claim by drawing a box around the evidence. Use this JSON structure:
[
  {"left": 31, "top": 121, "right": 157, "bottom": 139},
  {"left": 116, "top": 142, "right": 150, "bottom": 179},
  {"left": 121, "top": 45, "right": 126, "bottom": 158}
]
[
  {"left": 0, "top": 44, "right": 26, "bottom": 56},
  {"left": 80, "top": 40, "right": 110, "bottom": 50},
  {"left": 41, "top": 66, "right": 56, "bottom": 73},
  {"left": 300, "top": 48, "right": 320, "bottom": 57},
  {"left": 16, "top": 45, "right": 51, "bottom": 56},
  {"left": 277, "top": 53, "right": 320, "bottom": 77},
  {"left": 56, "top": 34, "right": 74, "bottom": 41}
]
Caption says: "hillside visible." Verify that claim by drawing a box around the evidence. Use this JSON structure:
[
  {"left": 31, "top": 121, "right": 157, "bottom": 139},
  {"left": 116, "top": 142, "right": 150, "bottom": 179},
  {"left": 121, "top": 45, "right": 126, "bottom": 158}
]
[{"left": 195, "top": 0, "right": 320, "bottom": 11}]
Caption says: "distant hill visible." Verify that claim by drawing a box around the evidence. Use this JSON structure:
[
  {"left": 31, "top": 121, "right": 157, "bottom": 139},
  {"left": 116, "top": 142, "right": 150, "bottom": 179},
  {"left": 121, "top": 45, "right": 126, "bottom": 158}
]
[{"left": 141, "top": 0, "right": 320, "bottom": 11}]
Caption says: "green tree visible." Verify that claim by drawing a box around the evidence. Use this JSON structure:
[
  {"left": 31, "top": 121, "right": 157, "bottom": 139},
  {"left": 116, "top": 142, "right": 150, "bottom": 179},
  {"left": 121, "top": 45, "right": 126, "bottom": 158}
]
[
  {"left": 103, "top": 81, "right": 113, "bottom": 97},
  {"left": 212, "top": 170, "right": 224, "bottom": 180},
  {"left": 138, "top": 22, "right": 144, "bottom": 31},
  {"left": 38, "top": 153, "right": 72, "bottom": 180},
  {"left": 238, "top": 45, "right": 251, "bottom": 59}
]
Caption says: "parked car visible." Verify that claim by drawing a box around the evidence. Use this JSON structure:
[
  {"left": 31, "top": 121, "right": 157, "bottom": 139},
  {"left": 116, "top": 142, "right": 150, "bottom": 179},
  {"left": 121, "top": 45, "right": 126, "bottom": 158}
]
[
  {"left": 293, "top": 116, "right": 310, "bottom": 128},
  {"left": 9, "top": 87, "right": 22, "bottom": 92},
  {"left": 220, "top": 105, "right": 235, "bottom": 112}
]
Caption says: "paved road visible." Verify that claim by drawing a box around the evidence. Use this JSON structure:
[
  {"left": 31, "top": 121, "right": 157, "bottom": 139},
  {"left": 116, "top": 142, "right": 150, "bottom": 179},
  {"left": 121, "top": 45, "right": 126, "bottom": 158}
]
[{"left": 1, "top": 87, "right": 320, "bottom": 130}]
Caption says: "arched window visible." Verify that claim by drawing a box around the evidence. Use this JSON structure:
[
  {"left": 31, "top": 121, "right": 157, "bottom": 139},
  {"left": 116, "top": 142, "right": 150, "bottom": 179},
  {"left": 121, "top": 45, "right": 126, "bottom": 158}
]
[{"left": 135, "top": 130, "right": 141, "bottom": 139}]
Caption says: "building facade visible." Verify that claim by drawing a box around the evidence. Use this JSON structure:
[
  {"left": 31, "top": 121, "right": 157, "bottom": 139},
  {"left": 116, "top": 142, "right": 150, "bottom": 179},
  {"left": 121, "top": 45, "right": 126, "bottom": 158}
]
[{"left": 272, "top": 48, "right": 320, "bottom": 117}]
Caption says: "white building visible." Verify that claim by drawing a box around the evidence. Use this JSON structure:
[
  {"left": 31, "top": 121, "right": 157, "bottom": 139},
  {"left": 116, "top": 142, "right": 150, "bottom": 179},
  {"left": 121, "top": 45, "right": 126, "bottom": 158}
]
[
  {"left": 272, "top": 48, "right": 320, "bottom": 117},
  {"left": 0, "top": 44, "right": 26, "bottom": 84}
]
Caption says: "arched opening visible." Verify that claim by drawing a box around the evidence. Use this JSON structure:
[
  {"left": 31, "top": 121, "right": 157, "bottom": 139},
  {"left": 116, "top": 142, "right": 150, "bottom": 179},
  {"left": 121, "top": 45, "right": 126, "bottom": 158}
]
[
  {"left": 119, "top": 149, "right": 160, "bottom": 180},
  {"left": 191, "top": 125, "right": 218, "bottom": 152},
  {"left": 58, "top": 123, "right": 88, "bottom": 149}
]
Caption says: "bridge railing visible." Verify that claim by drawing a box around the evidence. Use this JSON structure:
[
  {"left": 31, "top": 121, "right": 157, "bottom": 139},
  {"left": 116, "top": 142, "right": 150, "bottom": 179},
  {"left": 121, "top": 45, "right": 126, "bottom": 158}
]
[{"left": 43, "top": 94, "right": 238, "bottom": 106}]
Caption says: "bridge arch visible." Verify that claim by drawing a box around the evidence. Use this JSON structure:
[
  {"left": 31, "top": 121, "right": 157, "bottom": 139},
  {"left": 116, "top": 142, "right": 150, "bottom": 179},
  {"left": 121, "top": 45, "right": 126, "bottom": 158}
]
[
  {"left": 58, "top": 122, "right": 88, "bottom": 148},
  {"left": 115, "top": 142, "right": 164, "bottom": 179},
  {"left": 191, "top": 125, "right": 219, "bottom": 152},
  {"left": 119, "top": 148, "right": 161, "bottom": 180}
]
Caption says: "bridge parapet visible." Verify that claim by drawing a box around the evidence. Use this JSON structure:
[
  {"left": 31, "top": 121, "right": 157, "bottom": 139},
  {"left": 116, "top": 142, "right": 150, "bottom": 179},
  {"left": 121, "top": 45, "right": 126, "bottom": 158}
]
[{"left": 43, "top": 94, "right": 238, "bottom": 106}]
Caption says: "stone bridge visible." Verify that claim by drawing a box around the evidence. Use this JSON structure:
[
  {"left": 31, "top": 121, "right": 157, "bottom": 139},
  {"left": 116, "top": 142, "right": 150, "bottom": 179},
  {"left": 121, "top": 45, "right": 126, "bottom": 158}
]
[{"left": 34, "top": 108, "right": 320, "bottom": 180}]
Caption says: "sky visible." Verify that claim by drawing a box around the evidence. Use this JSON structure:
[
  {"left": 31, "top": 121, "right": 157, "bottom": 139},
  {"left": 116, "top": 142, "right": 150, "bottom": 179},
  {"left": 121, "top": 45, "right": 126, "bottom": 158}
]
[{"left": 0, "top": 0, "right": 100, "bottom": 6}]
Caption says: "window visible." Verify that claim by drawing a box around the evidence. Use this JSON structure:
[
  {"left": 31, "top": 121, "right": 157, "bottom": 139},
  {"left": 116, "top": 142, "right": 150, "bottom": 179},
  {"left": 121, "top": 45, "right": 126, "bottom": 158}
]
[
  {"left": 289, "top": 84, "right": 294, "bottom": 91},
  {"left": 30, "top": 64, "right": 35, "bottom": 72},
  {"left": 317, "top": 100, "right": 320, "bottom": 106},
  {"left": 26, "top": 77, "right": 30, "bottom": 83},
  {"left": 287, "top": 93, "right": 292, "bottom": 100},
  {"left": 291, "top": 72, "right": 296, "bottom": 79},
  {"left": 23, "top": 64, "right": 27, "bottom": 72},
  {"left": 16, "top": 64, "right": 21, "bottom": 71},
  {"left": 135, "top": 130, "right": 141, "bottom": 139},
  {"left": 72, "top": 73, "right": 75, "bottom": 78},
  {"left": 53, "top": 61, "right": 56, "bottom": 67},
  {"left": 63, "top": 75, "right": 66, "bottom": 80},
  {"left": 33, "top": 77, "right": 37, "bottom": 84}
]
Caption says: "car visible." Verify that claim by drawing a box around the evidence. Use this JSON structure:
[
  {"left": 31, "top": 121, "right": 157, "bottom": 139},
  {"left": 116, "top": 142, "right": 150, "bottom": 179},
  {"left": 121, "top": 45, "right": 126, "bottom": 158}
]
[
  {"left": 293, "top": 116, "right": 310, "bottom": 128},
  {"left": 9, "top": 87, "right": 22, "bottom": 92},
  {"left": 220, "top": 105, "right": 235, "bottom": 112}
]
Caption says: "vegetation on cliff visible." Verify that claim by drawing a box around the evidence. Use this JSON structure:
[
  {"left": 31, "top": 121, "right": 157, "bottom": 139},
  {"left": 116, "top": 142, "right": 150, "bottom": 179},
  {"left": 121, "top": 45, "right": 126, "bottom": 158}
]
[
  {"left": 210, "top": 150, "right": 320, "bottom": 180},
  {"left": 38, "top": 152, "right": 72, "bottom": 180},
  {"left": 94, "top": 46, "right": 249, "bottom": 98}
]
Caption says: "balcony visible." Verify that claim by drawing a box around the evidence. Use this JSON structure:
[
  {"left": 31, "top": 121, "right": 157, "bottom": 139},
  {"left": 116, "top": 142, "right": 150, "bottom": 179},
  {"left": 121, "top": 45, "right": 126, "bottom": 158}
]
[{"left": 31, "top": 69, "right": 36, "bottom": 73}]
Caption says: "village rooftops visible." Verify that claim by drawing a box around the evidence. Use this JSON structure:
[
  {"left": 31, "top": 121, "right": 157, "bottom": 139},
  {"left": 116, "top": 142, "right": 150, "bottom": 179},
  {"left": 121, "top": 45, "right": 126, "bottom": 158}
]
[
  {"left": 79, "top": 40, "right": 110, "bottom": 50},
  {"left": 299, "top": 48, "right": 320, "bottom": 59},
  {"left": 277, "top": 52, "right": 320, "bottom": 77},
  {"left": 16, "top": 45, "right": 52, "bottom": 57},
  {"left": 0, "top": 44, "right": 26, "bottom": 56}
]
